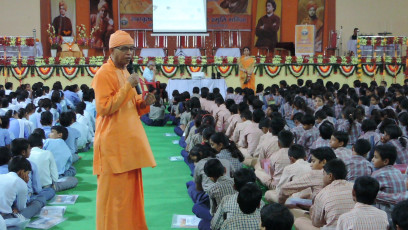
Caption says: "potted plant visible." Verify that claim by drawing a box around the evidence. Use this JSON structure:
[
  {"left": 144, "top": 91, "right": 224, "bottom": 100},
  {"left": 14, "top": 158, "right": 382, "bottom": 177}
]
[{"left": 47, "top": 24, "right": 61, "bottom": 57}]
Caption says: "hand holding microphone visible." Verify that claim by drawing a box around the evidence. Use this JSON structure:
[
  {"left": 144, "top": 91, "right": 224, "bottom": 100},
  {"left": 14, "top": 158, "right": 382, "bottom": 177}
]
[{"left": 127, "top": 60, "right": 142, "bottom": 95}]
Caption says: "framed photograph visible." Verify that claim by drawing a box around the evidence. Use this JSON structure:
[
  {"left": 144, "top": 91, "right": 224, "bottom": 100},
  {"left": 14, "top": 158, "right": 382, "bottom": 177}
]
[{"left": 90, "top": 0, "right": 115, "bottom": 49}]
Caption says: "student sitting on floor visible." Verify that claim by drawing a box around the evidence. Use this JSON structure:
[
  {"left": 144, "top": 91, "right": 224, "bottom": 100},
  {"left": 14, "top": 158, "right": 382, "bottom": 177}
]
[
  {"left": 210, "top": 132, "right": 244, "bottom": 171},
  {"left": 141, "top": 94, "right": 169, "bottom": 127},
  {"left": 0, "top": 116, "right": 11, "bottom": 148},
  {"left": 28, "top": 133, "right": 78, "bottom": 192},
  {"left": 310, "top": 121, "right": 334, "bottom": 150},
  {"left": 278, "top": 147, "right": 337, "bottom": 205},
  {"left": 0, "top": 147, "right": 10, "bottom": 174},
  {"left": 214, "top": 97, "right": 231, "bottom": 133},
  {"left": 7, "top": 109, "right": 29, "bottom": 139},
  {"left": 294, "top": 159, "right": 354, "bottom": 230},
  {"left": 225, "top": 103, "right": 243, "bottom": 138},
  {"left": 261, "top": 203, "right": 294, "bottom": 230},
  {"left": 297, "top": 114, "right": 319, "bottom": 156},
  {"left": 265, "top": 144, "right": 310, "bottom": 203},
  {"left": 392, "top": 200, "right": 408, "bottom": 230},
  {"left": 237, "top": 109, "right": 265, "bottom": 160},
  {"left": 44, "top": 126, "right": 76, "bottom": 178},
  {"left": 231, "top": 110, "right": 252, "bottom": 144},
  {"left": 371, "top": 144, "right": 406, "bottom": 223},
  {"left": 59, "top": 112, "right": 80, "bottom": 163},
  {"left": 343, "top": 139, "right": 373, "bottom": 181},
  {"left": 0, "top": 156, "right": 45, "bottom": 221},
  {"left": 381, "top": 124, "right": 408, "bottom": 164},
  {"left": 40, "top": 111, "right": 53, "bottom": 138},
  {"left": 220, "top": 182, "right": 262, "bottom": 230},
  {"left": 211, "top": 168, "right": 258, "bottom": 230},
  {"left": 11, "top": 138, "right": 55, "bottom": 201},
  {"left": 330, "top": 131, "right": 352, "bottom": 161},
  {"left": 249, "top": 118, "right": 271, "bottom": 167},
  {"left": 336, "top": 176, "right": 389, "bottom": 230}
]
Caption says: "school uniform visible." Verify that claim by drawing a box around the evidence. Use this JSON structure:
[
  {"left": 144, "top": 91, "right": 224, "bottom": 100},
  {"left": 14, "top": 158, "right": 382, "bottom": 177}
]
[
  {"left": 334, "top": 104, "right": 343, "bottom": 119},
  {"left": 84, "top": 101, "right": 97, "bottom": 118},
  {"left": 265, "top": 159, "right": 311, "bottom": 203},
  {"left": 385, "top": 139, "right": 408, "bottom": 164},
  {"left": 298, "top": 126, "right": 319, "bottom": 155},
  {"left": 225, "top": 93, "right": 235, "bottom": 101},
  {"left": 336, "top": 120, "right": 361, "bottom": 146},
  {"left": 215, "top": 105, "right": 231, "bottom": 132},
  {"left": 220, "top": 211, "right": 261, "bottom": 230},
  {"left": 0, "top": 129, "right": 11, "bottom": 147},
  {"left": 225, "top": 114, "right": 242, "bottom": 138},
  {"left": 44, "top": 138, "right": 75, "bottom": 177},
  {"left": 77, "top": 113, "right": 94, "bottom": 140},
  {"left": 343, "top": 155, "right": 374, "bottom": 181},
  {"left": 310, "top": 137, "right": 330, "bottom": 150},
  {"left": 141, "top": 105, "right": 169, "bottom": 127},
  {"left": 233, "top": 94, "right": 243, "bottom": 104},
  {"left": 0, "top": 165, "right": 8, "bottom": 174},
  {"left": 8, "top": 118, "right": 29, "bottom": 139},
  {"left": 41, "top": 126, "right": 52, "bottom": 139},
  {"left": 231, "top": 120, "right": 251, "bottom": 144},
  {"left": 253, "top": 135, "right": 279, "bottom": 186},
  {"left": 336, "top": 202, "right": 389, "bottom": 230},
  {"left": 216, "top": 149, "right": 243, "bottom": 171},
  {"left": 237, "top": 122, "right": 263, "bottom": 158},
  {"left": 292, "top": 125, "right": 306, "bottom": 144},
  {"left": 199, "top": 98, "right": 209, "bottom": 111},
  {"left": 64, "top": 126, "right": 81, "bottom": 163},
  {"left": 294, "top": 180, "right": 354, "bottom": 230}
]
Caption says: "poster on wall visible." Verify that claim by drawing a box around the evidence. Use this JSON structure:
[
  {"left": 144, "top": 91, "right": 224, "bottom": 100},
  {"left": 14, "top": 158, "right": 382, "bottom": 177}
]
[
  {"left": 297, "top": 0, "right": 324, "bottom": 52},
  {"left": 119, "top": 0, "right": 252, "bottom": 31},
  {"left": 295, "top": 25, "right": 315, "bottom": 56},
  {"left": 253, "top": 0, "right": 282, "bottom": 50},
  {"left": 90, "top": 0, "right": 115, "bottom": 49},
  {"left": 51, "top": 0, "right": 76, "bottom": 37}
]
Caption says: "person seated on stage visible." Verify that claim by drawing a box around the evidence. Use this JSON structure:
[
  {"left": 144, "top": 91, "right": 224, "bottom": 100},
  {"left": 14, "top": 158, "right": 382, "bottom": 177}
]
[
  {"left": 330, "top": 131, "right": 352, "bottom": 162},
  {"left": 265, "top": 144, "right": 310, "bottom": 203},
  {"left": 141, "top": 94, "right": 169, "bottom": 127},
  {"left": 11, "top": 138, "right": 55, "bottom": 201},
  {"left": 278, "top": 147, "right": 337, "bottom": 204},
  {"left": 142, "top": 60, "right": 160, "bottom": 89},
  {"left": 392, "top": 200, "right": 408, "bottom": 230},
  {"left": 0, "top": 156, "right": 45, "bottom": 220},
  {"left": 44, "top": 126, "right": 76, "bottom": 178},
  {"left": 28, "top": 133, "right": 78, "bottom": 192},
  {"left": 294, "top": 159, "right": 354, "bottom": 230},
  {"left": 261, "top": 203, "right": 294, "bottom": 230},
  {"left": 343, "top": 139, "right": 373, "bottom": 181},
  {"left": 59, "top": 112, "right": 81, "bottom": 163},
  {"left": 336, "top": 176, "right": 389, "bottom": 230},
  {"left": 211, "top": 168, "right": 258, "bottom": 230},
  {"left": 40, "top": 111, "right": 53, "bottom": 138},
  {"left": 237, "top": 109, "right": 265, "bottom": 158},
  {"left": 0, "top": 147, "right": 11, "bottom": 174},
  {"left": 225, "top": 103, "right": 246, "bottom": 138},
  {"left": 220, "top": 182, "right": 263, "bottom": 230}
]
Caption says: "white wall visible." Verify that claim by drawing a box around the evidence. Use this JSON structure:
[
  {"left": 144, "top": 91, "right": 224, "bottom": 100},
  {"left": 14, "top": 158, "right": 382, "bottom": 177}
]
[
  {"left": 0, "top": 0, "right": 41, "bottom": 40},
  {"left": 336, "top": 0, "right": 408, "bottom": 55}
]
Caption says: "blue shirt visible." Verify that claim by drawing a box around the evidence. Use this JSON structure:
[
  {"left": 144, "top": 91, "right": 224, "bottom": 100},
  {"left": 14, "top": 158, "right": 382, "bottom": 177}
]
[
  {"left": 42, "top": 126, "right": 52, "bottom": 138},
  {"left": 9, "top": 118, "right": 29, "bottom": 139},
  {"left": 0, "top": 164, "right": 8, "bottom": 174},
  {"left": 85, "top": 101, "right": 96, "bottom": 118},
  {"left": 143, "top": 67, "right": 154, "bottom": 82},
  {"left": 44, "top": 138, "right": 72, "bottom": 175},
  {"left": 27, "top": 160, "right": 42, "bottom": 196},
  {"left": 65, "top": 127, "right": 81, "bottom": 155},
  {"left": 64, "top": 90, "right": 80, "bottom": 107},
  {"left": 0, "top": 129, "right": 11, "bottom": 147}
]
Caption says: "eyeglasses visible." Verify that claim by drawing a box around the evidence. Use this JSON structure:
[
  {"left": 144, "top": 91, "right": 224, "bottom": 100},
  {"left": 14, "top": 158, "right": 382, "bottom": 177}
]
[{"left": 115, "top": 46, "right": 136, "bottom": 52}]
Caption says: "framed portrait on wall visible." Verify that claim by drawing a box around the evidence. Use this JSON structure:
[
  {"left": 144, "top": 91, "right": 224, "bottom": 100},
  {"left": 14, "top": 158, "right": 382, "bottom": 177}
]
[
  {"left": 297, "top": 0, "right": 325, "bottom": 52},
  {"left": 51, "top": 0, "right": 76, "bottom": 37},
  {"left": 253, "top": 0, "right": 282, "bottom": 50},
  {"left": 90, "top": 0, "right": 114, "bottom": 49}
]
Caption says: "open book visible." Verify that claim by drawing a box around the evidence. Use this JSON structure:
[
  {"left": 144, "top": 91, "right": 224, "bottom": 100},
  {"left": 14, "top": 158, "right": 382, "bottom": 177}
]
[
  {"left": 171, "top": 214, "right": 201, "bottom": 228},
  {"left": 49, "top": 195, "right": 79, "bottom": 205},
  {"left": 27, "top": 206, "right": 68, "bottom": 229}
]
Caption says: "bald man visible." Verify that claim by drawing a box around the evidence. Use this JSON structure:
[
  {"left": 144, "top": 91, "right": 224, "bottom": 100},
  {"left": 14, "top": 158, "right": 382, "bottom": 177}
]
[{"left": 92, "top": 30, "right": 156, "bottom": 230}]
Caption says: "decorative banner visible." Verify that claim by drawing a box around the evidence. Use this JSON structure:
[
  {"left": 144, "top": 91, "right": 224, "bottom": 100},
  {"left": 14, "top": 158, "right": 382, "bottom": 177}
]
[
  {"left": 61, "top": 66, "right": 79, "bottom": 80},
  {"left": 385, "top": 65, "right": 402, "bottom": 77},
  {"left": 215, "top": 65, "right": 234, "bottom": 77},
  {"left": 295, "top": 25, "right": 315, "bottom": 56},
  {"left": 297, "top": 0, "right": 325, "bottom": 52},
  {"left": 85, "top": 66, "right": 100, "bottom": 78},
  {"left": 264, "top": 65, "right": 282, "bottom": 78},
  {"left": 362, "top": 64, "right": 378, "bottom": 77},
  {"left": 287, "top": 65, "right": 307, "bottom": 78},
  {"left": 119, "top": 0, "right": 253, "bottom": 30},
  {"left": 186, "top": 66, "right": 203, "bottom": 75},
  {"left": 315, "top": 65, "right": 333, "bottom": 78},
  {"left": 90, "top": 0, "right": 114, "bottom": 49},
  {"left": 36, "top": 67, "right": 55, "bottom": 80},
  {"left": 338, "top": 65, "right": 356, "bottom": 77},
  {"left": 9, "top": 67, "right": 29, "bottom": 80},
  {"left": 160, "top": 65, "right": 178, "bottom": 78}
]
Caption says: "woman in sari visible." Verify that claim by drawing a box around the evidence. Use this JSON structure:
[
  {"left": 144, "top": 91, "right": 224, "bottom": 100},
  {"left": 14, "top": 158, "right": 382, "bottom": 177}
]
[{"left": 238, "top": 47, "right": 256, "bottom": 91}]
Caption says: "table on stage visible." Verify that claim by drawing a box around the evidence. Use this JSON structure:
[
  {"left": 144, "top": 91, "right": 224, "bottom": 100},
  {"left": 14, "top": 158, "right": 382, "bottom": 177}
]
[
  {"left": 0, "top": 42, "right": 43, "bottom": 57},
  {"left": 215, "top": 48, "right": 241, "bottom": 57},
  {"left": 166, "top": 79, "right": 227, "bottom": 100},
  {"left": 140, "top": 48, "right": 166, "bottom": 57},
  {"left": 175, "top": 48, "right": 201, "bottom": 57}
]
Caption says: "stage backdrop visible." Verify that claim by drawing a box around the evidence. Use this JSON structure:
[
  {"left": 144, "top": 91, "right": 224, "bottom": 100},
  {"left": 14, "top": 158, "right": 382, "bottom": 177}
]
[
  {"left": 297, "top": 0, "right": 324, "bottom": 52},
  {"left": 90, "top": 0, "right": 114, "bottom": 49},
  {"left": 253, "top": 0, "right": 282, "bottom": 46},
  {"left": 51, "top": 0, "right": 76, "bottom": 37},
  {"left": 119, "top": 0, "right": 253, "bottom": 30}
]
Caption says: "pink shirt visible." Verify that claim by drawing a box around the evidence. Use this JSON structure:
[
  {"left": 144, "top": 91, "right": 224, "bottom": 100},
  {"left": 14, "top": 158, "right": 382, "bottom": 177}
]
[
  {"left": 336, "top": 202, "right": 389, "bottom": 230},
  {"left": 231, "top": 120, "right": 251, "bottom": 143},
  {"left": 269, "top": 148, "right": 291, "bottom": 186},
  {"left": 238, "top": 122, "right": 264, "bottom": 157},
  {"left": 225, "top": 114, "right": 242, "bottom": 138},
  {"left": 215, "top": 104, "right": 231, "bottom": 132},
  {"left": 334, "top": 147, "right": 352, "bottom": 162}
]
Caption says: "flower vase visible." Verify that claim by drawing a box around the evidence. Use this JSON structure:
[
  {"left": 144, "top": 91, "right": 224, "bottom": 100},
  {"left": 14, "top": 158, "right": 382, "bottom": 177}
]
[
  {"left": 51, "top": 49, "right": 57, "bottom": 57},
  {"left": 82, "top": 49, "right": 88, "bottom": 57}
]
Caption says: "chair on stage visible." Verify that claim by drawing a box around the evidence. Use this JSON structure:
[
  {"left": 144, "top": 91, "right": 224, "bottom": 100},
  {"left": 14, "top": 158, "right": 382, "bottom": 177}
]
[
  {"left": 139, "top": 77, "right": 156, "bottom": 98},
  {"left": 212, "top": 30, "right": 242, "bottom": 57}
]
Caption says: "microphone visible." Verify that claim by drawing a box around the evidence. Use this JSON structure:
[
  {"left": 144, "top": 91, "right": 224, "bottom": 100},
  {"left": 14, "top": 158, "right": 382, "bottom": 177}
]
[{"left": 127, "top": 60, "right": 142, "bottom": 95}]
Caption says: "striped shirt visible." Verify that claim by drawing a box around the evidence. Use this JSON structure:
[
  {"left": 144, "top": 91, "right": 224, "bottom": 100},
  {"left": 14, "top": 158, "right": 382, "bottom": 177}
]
[
  {"left": 334, "top": 104, "right": 343, "bottom": 119},
  {"left": 279, "top": 169, "right": 324, "bottom": 204},
  {"left": 292, "top": 125, "right": 306, "bottom": 144},
  {"left": 336, "top": 119, "right": 362, "bottom": 145},
  {"left": 269, "top": 148, "right": 291, "bottom": 186},
  {"left": 238, "top": 122, "right": 264, "bottom": 157},
  {"left": 372, "top": 165, "right": 406, "bottom": 196},
  {"left": 220, "top": 211, "right": 261, "bottom": 230},
  {"left": 310, "top": 137, "right": 331, "bottom": 150},
  {"left": 334, "top": 147, "right": 352, "bottom": 162},
  {"left": 298, "top": 126, "right": 319, "bottom": 155},
  {"left": 217, "top": 149, "right": 243, "bottom": 171},
  {"left": 336, "top": 202, "right": 389, "bottom": 230},
  {"left": 359, "top": 131, "right": 382, "bottom": 146},
  {"left": 225, "top": 114, "right": 242, "bottom": 138},
  {"left": 207, "top": 175, "right": 236, "bottom": 215},
  {"left": 276, "top": 159, "right": 311, "bottom": 197},
  {"left": 343, "top": 155, "right": 374, "bottom": 181},
  {"left": 386, "top": 139, "right": 408, "bottom": 164},
  {"left": 231, "top": 120, "right": 252, "bottom": 144},
  {"left": 311, "top": 180, "right": 355, "bottom": 229}
]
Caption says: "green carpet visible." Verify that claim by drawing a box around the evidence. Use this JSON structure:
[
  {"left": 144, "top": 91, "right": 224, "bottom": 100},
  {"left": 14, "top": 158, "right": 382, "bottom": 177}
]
[{"left": 27, "top": 123, "right": 195, "bottom": 230}]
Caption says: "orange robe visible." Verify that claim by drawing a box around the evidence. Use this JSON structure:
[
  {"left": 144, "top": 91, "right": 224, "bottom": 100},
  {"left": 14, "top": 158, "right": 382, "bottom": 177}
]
[
  {"left": 238, "top": 56, "right": 256, "bottom": 91},
  {"left": 92, "top": 58, "right": 157, "bottom": 230}
]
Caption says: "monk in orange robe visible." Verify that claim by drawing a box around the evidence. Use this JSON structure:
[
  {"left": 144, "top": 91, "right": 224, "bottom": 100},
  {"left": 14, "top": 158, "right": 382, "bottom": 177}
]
[
  {"left": 238, "top": 47, "right": 256, "bottom": 91},
  {"left": 92, "top": 30, "right": 156, "bottom": 230}
]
